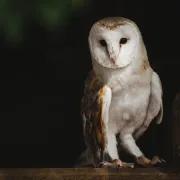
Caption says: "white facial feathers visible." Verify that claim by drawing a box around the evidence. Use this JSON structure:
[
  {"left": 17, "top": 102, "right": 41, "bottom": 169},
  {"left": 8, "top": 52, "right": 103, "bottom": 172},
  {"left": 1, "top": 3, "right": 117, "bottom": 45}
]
[{"left": 88, "top": 17, "right": 147, "bottom": 69}]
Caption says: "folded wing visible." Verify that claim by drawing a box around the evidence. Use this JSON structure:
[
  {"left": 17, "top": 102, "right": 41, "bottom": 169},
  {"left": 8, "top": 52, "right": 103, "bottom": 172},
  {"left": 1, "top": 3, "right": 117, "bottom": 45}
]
[
  {"left": 134, "top": 71, "right": 163, "bottom": 140},
  {"left": 81, "top": 70, "right": 112, "bottom": 165}
]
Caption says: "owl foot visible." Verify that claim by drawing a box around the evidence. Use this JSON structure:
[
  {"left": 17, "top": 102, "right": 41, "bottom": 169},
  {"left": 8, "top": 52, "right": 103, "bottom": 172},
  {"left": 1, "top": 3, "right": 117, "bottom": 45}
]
[
  {"left": 97, "top": 159, "right": 134, "bottom": 168},
  {"left": 136, "top": 156, "right": 166, "bottom": 167}
]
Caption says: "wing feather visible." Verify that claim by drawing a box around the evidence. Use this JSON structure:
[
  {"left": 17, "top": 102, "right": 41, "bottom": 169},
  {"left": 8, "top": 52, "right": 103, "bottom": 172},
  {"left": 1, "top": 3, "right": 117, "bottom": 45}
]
[
  {"left": 134, "top": 71, "right": 163, "bottom": 140},
  {"left": 81, "top": 70, "right": 111, "bottom": 164}
]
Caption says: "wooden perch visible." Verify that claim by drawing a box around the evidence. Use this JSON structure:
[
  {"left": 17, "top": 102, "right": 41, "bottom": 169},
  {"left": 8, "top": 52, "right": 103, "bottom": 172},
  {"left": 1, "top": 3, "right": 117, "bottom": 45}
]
[
  {"left": 0, "top": 168, "right": 180, "bottom": 180},
  {"left": 172, "top": 91, "right": 180, "bottom": 166}
]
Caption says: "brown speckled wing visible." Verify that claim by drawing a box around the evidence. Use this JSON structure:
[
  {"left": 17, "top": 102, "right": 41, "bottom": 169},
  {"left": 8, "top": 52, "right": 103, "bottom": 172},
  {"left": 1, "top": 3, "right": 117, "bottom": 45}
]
[{"left": 81, "top": 70, "right": 107, "bottom": 163}]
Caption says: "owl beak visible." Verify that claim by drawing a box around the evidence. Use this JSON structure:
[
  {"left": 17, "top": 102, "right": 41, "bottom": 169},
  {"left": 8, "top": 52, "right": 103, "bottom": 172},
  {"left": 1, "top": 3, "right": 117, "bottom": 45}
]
[
  {"left": 108, "top": 46, "right": 119, "bottom": 64},
  {"left": 110, "top": 57, "right": 116, "bottom": 64},
  {"left": 109, "top": 52, "right": 117, "bottom": 64}
]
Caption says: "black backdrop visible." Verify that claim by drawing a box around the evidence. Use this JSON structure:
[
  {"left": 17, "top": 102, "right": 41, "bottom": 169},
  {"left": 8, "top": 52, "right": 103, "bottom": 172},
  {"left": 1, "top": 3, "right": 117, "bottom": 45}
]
[{"left": 0, "top": 0, "right": 179, "bottom": 167}]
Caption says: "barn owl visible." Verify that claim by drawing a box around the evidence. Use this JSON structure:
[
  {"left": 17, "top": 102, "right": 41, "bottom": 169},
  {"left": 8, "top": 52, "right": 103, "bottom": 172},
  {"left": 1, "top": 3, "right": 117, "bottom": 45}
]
[{"left": 79, "top": 17, "right": 164, "bottom": 168}]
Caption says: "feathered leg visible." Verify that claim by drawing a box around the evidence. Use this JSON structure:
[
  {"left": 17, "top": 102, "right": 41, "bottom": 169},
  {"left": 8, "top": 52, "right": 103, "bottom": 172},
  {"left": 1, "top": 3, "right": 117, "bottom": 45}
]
[
  {"left": 97, "top": 133, "right": 134, "bottom": 168},
  {"left": 120, "top": 134, "right": 165, "bottom": 167},
  {"left": 132, "top": 72, "right": 165, "bottom": 167},
  {"left": 94, "top": 87, "right": 133, "bottom": 168}
]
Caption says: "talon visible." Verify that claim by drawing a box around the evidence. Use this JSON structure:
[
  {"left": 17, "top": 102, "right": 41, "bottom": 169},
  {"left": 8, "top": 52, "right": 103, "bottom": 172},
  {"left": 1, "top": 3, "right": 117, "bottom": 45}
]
[
  {"left": 97, "top": 162, "right": 105, "bottom": 168},
  {"left": 155, "top": 157, "right": 166, "bottom": 164},
  {"left": 161, "top": 159, "right": 166, "bottom": 164},
  {"left": 97, "top": 161, "right": 109, "bottom": 168},
  {"left": 97, "top": 162, "right": 104, "bottom": 168},
  {"left": 112, "top": 159, "right": 134, "bottom": 168},
  {"left": 136, "top": 155, "right": 166, "bottom": 167},
  {"left": 97, "top": 160, "right": 134, "bottom": 168}
]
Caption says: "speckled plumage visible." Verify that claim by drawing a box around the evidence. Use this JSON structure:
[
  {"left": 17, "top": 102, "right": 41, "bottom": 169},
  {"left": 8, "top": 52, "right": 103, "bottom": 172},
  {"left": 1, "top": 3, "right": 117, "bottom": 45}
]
[
  {"left": 81, "top": 70, "right": 107, "bottom": 165},
  {"left": 76, "top": 17, "right": 164, "bottom": 168}
]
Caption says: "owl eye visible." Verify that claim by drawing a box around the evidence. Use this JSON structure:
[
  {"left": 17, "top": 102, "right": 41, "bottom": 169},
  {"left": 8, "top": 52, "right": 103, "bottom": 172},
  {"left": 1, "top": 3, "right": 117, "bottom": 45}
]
[
  {"left": 99, "top": 40, "right": 107, "bottom": 47},
  {"left": 120, "top": 38, "right": 128, "bottom": 44}
]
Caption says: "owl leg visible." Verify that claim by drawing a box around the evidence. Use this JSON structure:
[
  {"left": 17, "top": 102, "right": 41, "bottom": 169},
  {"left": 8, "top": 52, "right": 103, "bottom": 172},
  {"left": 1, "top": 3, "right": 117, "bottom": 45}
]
[
  {"left": 97, "top": 133, "right": 134, "bottom": 168},
  {"left": 97, "top": 133, "right": 119, "bottom": 168},
  {"left": 120, "top": 134, "right": 166, "bottom": 167}
]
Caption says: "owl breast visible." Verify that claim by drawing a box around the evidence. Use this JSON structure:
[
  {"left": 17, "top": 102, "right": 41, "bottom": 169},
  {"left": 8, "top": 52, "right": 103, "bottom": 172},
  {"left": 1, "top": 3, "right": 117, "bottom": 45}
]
[{"left": 107, "top": 76, "right": 151, "bottom": 135}]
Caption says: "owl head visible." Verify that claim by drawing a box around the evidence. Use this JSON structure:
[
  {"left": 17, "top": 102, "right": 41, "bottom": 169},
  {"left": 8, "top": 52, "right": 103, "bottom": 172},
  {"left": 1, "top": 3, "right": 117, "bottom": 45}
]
[{"left": 88, "top": 17, "right": 147, "bottom": 69}]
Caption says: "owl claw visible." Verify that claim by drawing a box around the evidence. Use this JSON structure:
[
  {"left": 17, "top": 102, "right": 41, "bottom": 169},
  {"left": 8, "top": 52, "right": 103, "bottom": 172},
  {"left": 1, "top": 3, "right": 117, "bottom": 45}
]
[
  {"left": 136, "top": 155, "right": 166, "bottom": 167},
  {"left": 160, "top": 158, "right": 166, "bottom": 164},
  {"left": 152, "top": 156, "right": 166, "bottom": 166},
  {"left": 155, "top": 156, "right": 166, "bottom": 163},
  {"left": 97, "top": 161, "right": 110, "bottom": 168},
  {"left": 97, "top": 159, "right": 134, "bottom": 168}
]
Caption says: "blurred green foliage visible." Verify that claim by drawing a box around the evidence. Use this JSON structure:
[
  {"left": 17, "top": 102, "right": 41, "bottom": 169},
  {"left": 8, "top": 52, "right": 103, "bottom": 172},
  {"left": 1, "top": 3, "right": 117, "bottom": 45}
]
[{"left": 0, "top": 0, "right": 88, "bottom": 43}]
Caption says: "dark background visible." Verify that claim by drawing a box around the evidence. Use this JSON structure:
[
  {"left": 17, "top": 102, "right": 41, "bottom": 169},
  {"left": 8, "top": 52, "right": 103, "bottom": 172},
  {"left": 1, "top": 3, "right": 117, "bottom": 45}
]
[{"left": 0, "top": 0, "right": 179, "bottom": 167}]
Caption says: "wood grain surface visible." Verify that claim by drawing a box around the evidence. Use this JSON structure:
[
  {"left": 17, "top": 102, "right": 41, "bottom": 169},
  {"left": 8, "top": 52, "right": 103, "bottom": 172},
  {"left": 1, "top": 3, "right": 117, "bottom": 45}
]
[{"left": 0, "top": 168, "right": 179, "bottom": 180}]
